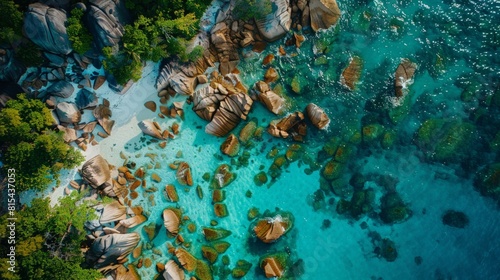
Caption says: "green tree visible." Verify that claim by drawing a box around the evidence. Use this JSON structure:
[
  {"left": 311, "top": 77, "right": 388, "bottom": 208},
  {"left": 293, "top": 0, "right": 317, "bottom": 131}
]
[
  {"left": 66, "top": 8, "right": 93, "bottom": 54},
  {"left": 0, "top": 94, "right": 84, "bottom": 192},
  {"left": 0, "top": 194, "right": 100, "bottom": 280},
  {"left": 0, "top": 0, "right": 23, "bottom": 44},
  {"left": 233, "top": 0, "right": 273, "bottom": 21}
]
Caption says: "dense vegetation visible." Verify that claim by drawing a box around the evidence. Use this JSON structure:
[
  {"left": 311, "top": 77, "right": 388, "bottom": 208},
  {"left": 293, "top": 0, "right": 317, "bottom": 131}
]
[
  {"left": 233, "top": 0, "right": 273, "bottom": 21},
  {"left": 0, "top": 0, "right": 43, "bottom": 67},
  {"left": 66, "top": 8, "right": 93, "bottom": 55},
  {"left": 103, "top": 8, "right": 207, "bottom": 85},
  {"left": 0, "top": 94, "right": 84, "bottom": 192},
  {"left": 0, "top": 193, "right": 101, "bottom": 280}
]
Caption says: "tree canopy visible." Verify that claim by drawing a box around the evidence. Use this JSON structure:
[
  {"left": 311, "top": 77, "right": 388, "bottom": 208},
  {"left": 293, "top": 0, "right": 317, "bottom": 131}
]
[
  {"left": 0, "top": 94, "right": 84, "bottom": 192},
  {"left": 0, "top": 193, "right": 100, "bottom": 280},
  {"left": 66, "top": 8, "right": 93, "bottom": 55}
]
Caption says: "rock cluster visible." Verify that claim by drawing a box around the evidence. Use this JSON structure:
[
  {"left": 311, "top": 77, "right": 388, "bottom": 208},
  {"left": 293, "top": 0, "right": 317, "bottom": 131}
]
[
  {"left": 268, "top": 112, "right": 307, "bottom": 141},
  {"left": 192, "top": 72, "right": 253, "bottom": 136}
]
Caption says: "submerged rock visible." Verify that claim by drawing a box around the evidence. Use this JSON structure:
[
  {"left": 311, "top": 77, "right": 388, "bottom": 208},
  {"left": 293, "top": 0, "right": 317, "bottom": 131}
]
[
  {"left": 442, "top": 210, "right": 469, "bottom": 228},
  {"left": 394, "top": 58, "right": 417, "bottom": 98},
  {"left": 306, "top": 103, "right": 330, "bottom": 129},
  {"left": 340, "top": 56, "right": 363, "bottom": 90},
  {"left": 23, "top": 3, "right": 72, "bottom": 55},
  {"left": 86, "top": 233, "right": 140, "bottom": 269},
  {"left": 415, "top": 119, "right": 475, "bottom": 163},
  {"left": 379, "top": 192, "right": 411, "bottom": 224},
  {"left": 232, "top": 260, "right": 252, "bottom": 278},
  {"left": 174, "top": 248, "right": 198, "bottom": 272},
  {"left": 202, "top": 227, "right": 232, "bottom": 241},
  {"left": 309, "top": 0, "right": 341, "bottom": 32},
  {"left": 474, "top": 163, "right": 500, "bottom": 203}
]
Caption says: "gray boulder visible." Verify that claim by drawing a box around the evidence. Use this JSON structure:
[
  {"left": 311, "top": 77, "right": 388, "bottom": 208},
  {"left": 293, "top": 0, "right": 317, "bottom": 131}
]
[
  {"left": 76, "top": 88, "right": 98, "bottom": 109},
  {"left": 23, "top": 3, "right": 72, "bottom": 55},
  {"left": 81, "top": 155, "right": 111, "bottom": 188},
  {"left": 56, "top": 102, "right": 81, "bottom": 123},
  {"left": 86, "top": 0, "right": 130, "bottom": 50},
  {"left": 86, "top": 233, "right": 140, "bottom": 269},
  {"left": 46, "top": 80, "right": 74, "bottom": 98}
]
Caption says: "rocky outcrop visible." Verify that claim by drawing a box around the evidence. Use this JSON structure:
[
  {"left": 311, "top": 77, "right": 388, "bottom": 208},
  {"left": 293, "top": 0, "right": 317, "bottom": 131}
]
[
  {"left": 394, "top": 58, "right": 417, "bottom": 98},
  {"left": 192, "top": 86, "right": 225, "bottom": 121},
  {"left": 138, "top": 120, "right": 164, "bottom": 140},
  {"left": 23, "top": 3, "right": 72, "bottom": 55},
  {"left": 0, "top": 49, "right": 26, "bottom": 83},
  {"left": 163, "top": 208, "right": 180, "bottom": 235},
  {"left": 99, "top": 201, "right": 127, "bottom": 224},
  {"left": 163, "top": 260, "right": 185, "bottom": 280},
  {"left": 268, "top": 112, "right": 307, "bottom": 141},
  {"left": 255, "top": 0, "right": 292, "bottom": 42},
  {"left": 81, "top": 155, "right": 111, "bottom": 188},
  {"left": 46, "top": 80, "right": 74, "bottom": 98},
  {"left": 210, "top": 22, "right": 240, "bottom": 75},
  {"left": 309, "top": 0, "right": 341, "bottom": 32},
  {"left": 56, "top": 102, "right": 81, "bottom": 123},
  {"left": 86, "top": 0, "right": 129, "bottom": 50},
  {"left": 155, "top": 58, "right": 201, "bottom": 95},
  {"left": 306, "top": 103, "right": 330, "bottom": 129},
  {"left": 205, "top": 92, "right": 253, "bottom": 136},
  {"left": 86, "top": 233, "right": 140, "bottom": 269}
]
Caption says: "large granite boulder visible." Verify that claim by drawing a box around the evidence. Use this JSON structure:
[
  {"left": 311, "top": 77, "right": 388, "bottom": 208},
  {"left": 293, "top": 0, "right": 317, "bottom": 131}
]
[
  {"left": 46, "top": 80, "right": 74, "bottom": 98},
  {"left": 394, "top": 58, "right": 417, "bottom": 98},
  {"left": 0, "top": 49, "right": 26, "bottom": 83},
  {"left": 260, "top": 257, "right": 284, "bottom": 278},
  {"left": 99, "top": 201, "right": 127, "bottom": 224},
  {"left": 306, "top": 103, "right": 330, "bottom": 129},
  {"left": 86, "top": 233, "right": 140, "bottom": 269},
  {"left": 55, "top": 102, "right": 81, "bottom": 123},
  {"left": 340, "top": 56, "right": 363, "bottom": 91},
  {"left": 309, "top": 0, "right": 341, "bottom": 32},
  {"left": 138, "top": 120, "right": 164, "bottom": 140},
  {"left": 76, "top": 88, "right": 98, "bottom": 109},
  {"left": 163, "top": 260, "right": 185, "bottom": 280},
  {"left": 192, "top": 86, "right": 226, "bottom": 121},
  {"left": 23, "top": 3, "right": 72, "bottom": 55},
  {"left": 86, "top": 0, "right": 129, "bottom": 50},
  {"left": 205, "top": 92, "right": 253, "bottom": 136},
  {"left": 255, "top": 0, "right": 292, "bottom": 42},
  {"left": 81, "top": 155, "right": 111, "bottom": 188}
]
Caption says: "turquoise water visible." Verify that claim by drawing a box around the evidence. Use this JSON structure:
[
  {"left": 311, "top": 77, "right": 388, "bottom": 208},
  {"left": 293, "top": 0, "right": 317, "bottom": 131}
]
[{"left": 119, "top": 0, "right": 500, "bottom": 279}]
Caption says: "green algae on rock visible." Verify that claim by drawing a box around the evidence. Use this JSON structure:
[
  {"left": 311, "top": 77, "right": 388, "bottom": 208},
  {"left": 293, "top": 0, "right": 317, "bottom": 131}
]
[
  {"left": 232, "top": 259, "right": 252, "bottom": 278},
  {"left": 210, "top": 164, "right": 236, "bottom": 188},
  {"left": 379, "top": 192, "right": 411, "bottom": 224},
  {"left": 202, "top": 227, "right": 232, "bottom": 241}
]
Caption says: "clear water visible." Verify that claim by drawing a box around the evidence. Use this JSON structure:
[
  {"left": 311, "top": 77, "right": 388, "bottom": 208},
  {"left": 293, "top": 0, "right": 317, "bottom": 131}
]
[{"left": 104, "top": 0, "right": 500, "bottom": 279}]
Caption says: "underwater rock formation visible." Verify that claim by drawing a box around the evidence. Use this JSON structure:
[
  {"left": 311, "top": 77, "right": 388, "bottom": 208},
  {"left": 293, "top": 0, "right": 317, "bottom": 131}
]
[{"left": 442, "top": 210, "right": 469, "bottom": 228}]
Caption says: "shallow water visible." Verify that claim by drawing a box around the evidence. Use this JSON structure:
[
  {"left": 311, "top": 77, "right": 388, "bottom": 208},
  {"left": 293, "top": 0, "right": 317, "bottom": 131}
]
[{"left": 98, "top": 0, "right": 500, "bottom": 279}]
